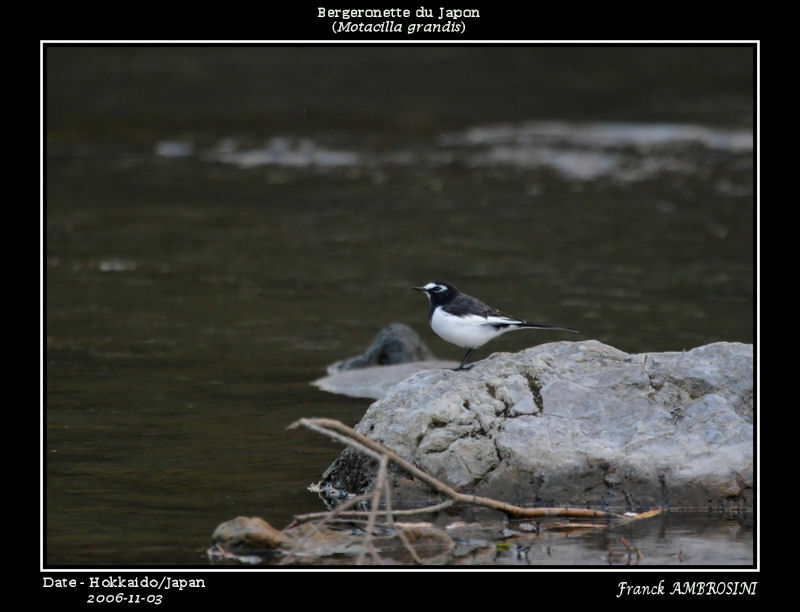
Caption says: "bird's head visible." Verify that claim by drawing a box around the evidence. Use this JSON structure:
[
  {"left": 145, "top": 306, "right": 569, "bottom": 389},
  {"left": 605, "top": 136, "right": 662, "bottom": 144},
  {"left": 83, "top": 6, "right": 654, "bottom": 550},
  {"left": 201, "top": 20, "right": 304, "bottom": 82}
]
[{"left": 413, "top": 281, "right": 458, "bottom": 303}]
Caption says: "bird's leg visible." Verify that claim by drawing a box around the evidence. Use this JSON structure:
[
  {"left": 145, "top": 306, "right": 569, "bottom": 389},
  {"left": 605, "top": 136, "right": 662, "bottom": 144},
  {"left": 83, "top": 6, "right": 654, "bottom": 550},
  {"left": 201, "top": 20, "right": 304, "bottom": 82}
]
[{"left": 454, "top": 348, "right": 475, "bottom": 371}]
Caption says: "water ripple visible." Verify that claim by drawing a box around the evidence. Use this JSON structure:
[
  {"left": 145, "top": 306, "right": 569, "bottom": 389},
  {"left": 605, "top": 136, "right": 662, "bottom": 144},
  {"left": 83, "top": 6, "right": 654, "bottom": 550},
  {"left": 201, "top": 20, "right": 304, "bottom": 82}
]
[{"left": 157, "top": 120, "right": 752, "bottom": 184}]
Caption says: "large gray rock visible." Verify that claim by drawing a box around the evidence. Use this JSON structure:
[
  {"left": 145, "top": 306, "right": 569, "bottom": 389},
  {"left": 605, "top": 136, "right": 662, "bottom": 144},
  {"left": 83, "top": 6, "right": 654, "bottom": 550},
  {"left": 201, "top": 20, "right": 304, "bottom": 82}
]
[{"left": 319, "top": 340, "right": 753, "bottom": 513}]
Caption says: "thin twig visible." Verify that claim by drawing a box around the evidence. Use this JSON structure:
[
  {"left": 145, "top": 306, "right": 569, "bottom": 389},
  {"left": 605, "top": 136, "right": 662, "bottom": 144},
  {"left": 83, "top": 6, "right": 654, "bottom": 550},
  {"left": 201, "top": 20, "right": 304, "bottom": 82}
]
[
  {"left": 289, "top": 499, "right": 455, "bottom": 527},
  {"left": 279, "top": 488, "right": 377, "bottom": 565},
  {"left": 380, "top": 458, "right": 424, "bottom": 564},
  {"left": 290, "top": 417, "right": 461, "bottom": 497},
  {"left": 292, "top": 418, "right": 383, "bottom": 462},
  {"left": 356, "top": 455, "right": 388, "bottom": 565}
]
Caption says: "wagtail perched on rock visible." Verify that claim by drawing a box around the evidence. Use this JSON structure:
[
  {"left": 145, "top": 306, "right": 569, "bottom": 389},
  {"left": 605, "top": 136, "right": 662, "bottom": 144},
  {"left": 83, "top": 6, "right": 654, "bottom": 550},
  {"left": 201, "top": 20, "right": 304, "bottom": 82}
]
[{"left": 413, "top": 281, "right": 578, "bottom": 371}]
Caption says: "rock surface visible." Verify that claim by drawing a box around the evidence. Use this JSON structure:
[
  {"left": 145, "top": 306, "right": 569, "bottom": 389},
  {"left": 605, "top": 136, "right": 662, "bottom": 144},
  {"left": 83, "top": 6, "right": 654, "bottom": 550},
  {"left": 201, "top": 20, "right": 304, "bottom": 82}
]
[{"left": 319, "top": 340, "right": 754, "bottom": 513}]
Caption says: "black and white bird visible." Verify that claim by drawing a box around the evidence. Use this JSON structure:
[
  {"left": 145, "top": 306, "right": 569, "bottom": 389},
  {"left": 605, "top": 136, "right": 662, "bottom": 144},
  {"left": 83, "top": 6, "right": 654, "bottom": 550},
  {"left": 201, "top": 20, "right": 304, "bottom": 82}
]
[{"left": 413, "top": 281, "right": 578, "bottom": 371}]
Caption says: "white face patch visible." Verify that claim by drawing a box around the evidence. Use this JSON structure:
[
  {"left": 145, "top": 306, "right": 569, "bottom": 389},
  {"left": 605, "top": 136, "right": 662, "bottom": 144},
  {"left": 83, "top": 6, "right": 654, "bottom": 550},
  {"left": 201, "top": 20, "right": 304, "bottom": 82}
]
[{"left": 424, "top": 282, "right": 446, "bottom": 293}]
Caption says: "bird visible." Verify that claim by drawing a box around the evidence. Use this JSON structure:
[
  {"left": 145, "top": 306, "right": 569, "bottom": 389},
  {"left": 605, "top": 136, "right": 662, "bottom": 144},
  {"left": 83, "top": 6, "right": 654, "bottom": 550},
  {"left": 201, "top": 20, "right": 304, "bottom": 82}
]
[{"left": 413, "top": 280, "right": 578, "bottom": 371}]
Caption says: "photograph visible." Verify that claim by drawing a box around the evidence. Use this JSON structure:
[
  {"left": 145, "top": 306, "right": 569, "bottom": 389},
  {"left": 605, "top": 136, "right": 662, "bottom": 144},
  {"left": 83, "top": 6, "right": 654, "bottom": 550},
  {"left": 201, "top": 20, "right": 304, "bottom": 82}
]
[{"left": 41, "top": 33, "right": 758, "bottom": 601}]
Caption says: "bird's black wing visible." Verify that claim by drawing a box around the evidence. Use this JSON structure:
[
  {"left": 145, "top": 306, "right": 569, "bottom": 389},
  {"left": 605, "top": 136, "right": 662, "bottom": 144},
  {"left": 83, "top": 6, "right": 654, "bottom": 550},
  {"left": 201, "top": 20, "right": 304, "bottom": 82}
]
[
  {"left": 443, "top": 293, "right": 577, "bottom": 332},
  {"left": 443, "top": 294, "right": 525, "bottom": 326}
]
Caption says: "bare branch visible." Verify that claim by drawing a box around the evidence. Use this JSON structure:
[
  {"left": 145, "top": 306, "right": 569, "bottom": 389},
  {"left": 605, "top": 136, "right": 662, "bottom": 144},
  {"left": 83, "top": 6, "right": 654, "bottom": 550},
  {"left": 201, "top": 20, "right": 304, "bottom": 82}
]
[
  {"left": 356, "top": 455, "right": 388, "bottom": 565},
  {"left": 289, "top": 418, "right": 654, "bottom": 521},
  {"left": 282, "top": 417, "right": 662, "bottom": 565}
]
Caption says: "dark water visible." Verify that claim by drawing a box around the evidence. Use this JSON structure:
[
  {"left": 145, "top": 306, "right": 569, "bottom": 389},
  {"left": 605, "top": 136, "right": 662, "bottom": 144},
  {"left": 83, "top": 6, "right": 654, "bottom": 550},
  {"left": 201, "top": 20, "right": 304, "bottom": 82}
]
[
  {"left": 44, "top": 46, "right": 755, "bottom": 566},
  {"left": 501, "top": 514, "right": 753, "bottom": 566}
]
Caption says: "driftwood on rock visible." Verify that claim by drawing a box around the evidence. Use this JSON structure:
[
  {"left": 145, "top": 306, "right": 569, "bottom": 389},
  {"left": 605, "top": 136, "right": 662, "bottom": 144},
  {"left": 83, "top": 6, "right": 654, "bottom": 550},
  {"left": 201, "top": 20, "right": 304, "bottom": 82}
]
[
  {"left": 291, "top": 418, "right": 654, "bottom": 520},
  {"left": 278, "top": 417, "right": 661, "bottom": 565}
]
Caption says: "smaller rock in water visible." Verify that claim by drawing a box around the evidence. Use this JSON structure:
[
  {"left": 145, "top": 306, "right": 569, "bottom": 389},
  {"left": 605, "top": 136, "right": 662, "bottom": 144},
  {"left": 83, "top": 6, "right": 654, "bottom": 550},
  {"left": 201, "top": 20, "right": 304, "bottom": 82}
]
[
  {"left": 211, "top": 516, "right": 288, "bottom": 551},
  {"left": 327, "top": 323, "right": 437, "bottom": 373},
  {"left": 313, "top": 360, "right": 459, "bottom": 400}
]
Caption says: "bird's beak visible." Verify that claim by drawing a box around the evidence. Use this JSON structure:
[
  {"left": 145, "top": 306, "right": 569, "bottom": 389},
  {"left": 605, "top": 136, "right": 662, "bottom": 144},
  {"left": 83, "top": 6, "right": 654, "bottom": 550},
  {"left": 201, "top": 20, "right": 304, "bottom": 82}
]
[{"left": 412, "top": 286, "right": 427, "bottom": 292}]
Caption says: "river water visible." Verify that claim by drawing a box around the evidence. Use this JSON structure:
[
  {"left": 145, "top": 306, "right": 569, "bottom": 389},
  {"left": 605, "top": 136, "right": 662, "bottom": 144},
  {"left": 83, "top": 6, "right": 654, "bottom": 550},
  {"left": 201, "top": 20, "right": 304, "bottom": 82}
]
[{"left": 44, "top": 46, "right": 755, "bottom": 566}]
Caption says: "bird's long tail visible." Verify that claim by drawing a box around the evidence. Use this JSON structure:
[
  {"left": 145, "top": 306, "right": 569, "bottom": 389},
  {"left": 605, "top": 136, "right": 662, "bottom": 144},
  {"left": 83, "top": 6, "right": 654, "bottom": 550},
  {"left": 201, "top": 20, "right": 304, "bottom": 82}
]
[{"left": 518, "top": 322, "right": 579, "bottom": 333}]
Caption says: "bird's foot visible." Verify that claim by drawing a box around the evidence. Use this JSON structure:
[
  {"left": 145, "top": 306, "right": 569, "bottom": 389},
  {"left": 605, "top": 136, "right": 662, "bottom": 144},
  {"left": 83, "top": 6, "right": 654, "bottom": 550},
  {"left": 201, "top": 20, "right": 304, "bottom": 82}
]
[{"left": 453, "top": 364, "right": 474, "bottom": 371}]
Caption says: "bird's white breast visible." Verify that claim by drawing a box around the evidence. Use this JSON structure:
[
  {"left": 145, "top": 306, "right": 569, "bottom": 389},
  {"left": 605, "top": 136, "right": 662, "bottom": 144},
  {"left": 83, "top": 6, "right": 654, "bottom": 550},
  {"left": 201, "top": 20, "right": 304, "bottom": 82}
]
[{"left": 430, "top": 307, "right": 508, "bottom": 349}]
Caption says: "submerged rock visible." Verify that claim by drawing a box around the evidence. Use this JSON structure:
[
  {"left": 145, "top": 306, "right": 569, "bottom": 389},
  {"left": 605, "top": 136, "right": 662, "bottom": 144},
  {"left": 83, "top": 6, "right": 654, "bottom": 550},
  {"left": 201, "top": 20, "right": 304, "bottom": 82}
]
[
  {"left": 313, "top": 360, "right": 459, "bottom": 399},
  {"left": 211, "top": 516, "right": 288, "bottom": 550},
  {"left": 325, "top": 323, "right": 438, "bottom": 373},
  {"left": 209, "top": 516, "right": 457, "bottom": 565},
  {"left": 319, "top": 340, "right": 754, "bottom": 513},
  {"left": 313, "top": 322, "right": 457, "bottom": 399}
]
